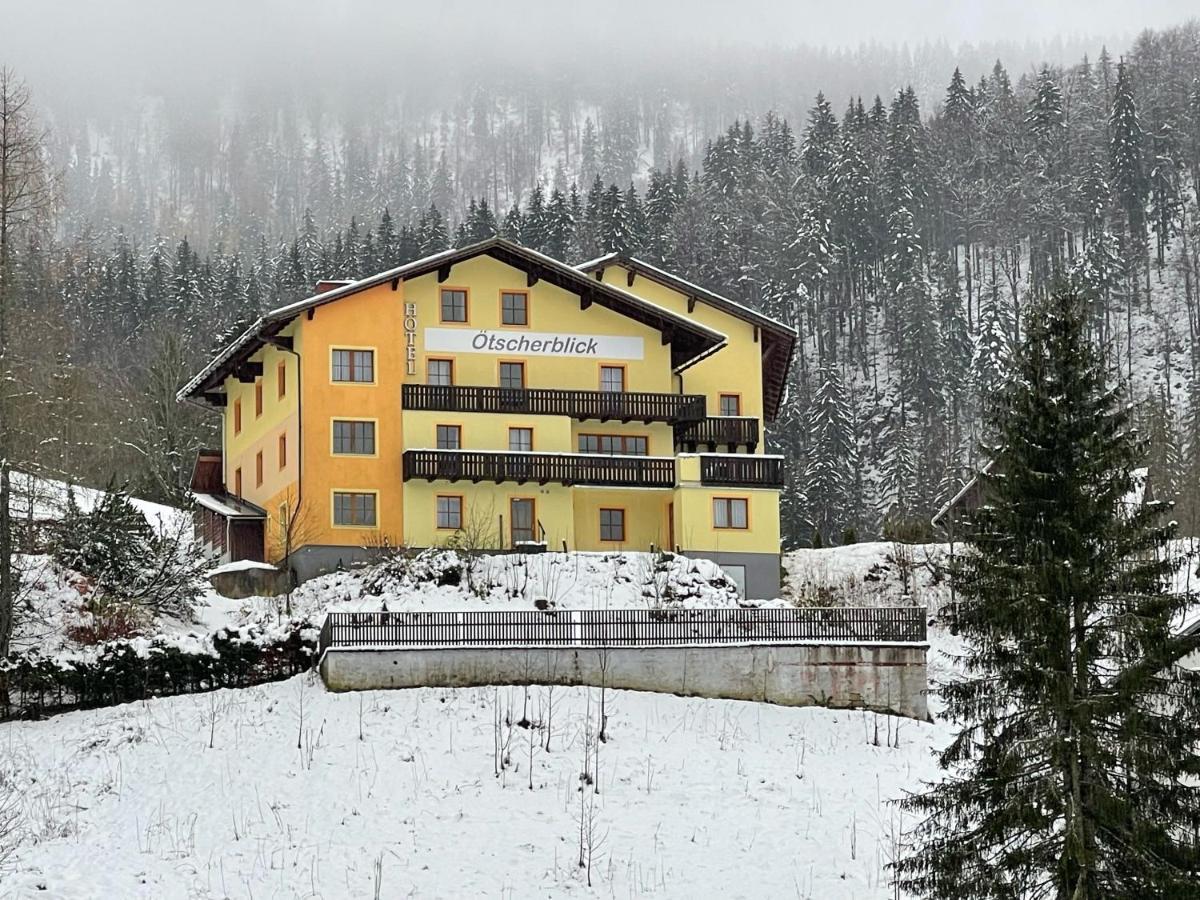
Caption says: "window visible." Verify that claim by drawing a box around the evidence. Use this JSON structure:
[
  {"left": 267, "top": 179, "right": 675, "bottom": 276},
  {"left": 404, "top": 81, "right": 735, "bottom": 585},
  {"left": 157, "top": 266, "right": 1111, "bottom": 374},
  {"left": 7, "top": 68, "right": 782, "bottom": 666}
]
[
  {"left": 436, "top": 495, "right": 463, "bottom": 530},
  {"left": 510, "top": 498, "right": 535, "bottom": 544},
  {"left": 234, "top": 467, "right": 242, "bottom": 498},
  {"left": 501, "top": 291, "right": 528, "bottom": 326},
  {"left": 427, "top": 358, "right": 454, "bottom": 386},
  {"left": 508, "top": 427, "right": 533, "bottom": 452},
  {"left": 713, "top": 497, "right": 749, "bottom": 529},
  {"left": 233, "top": 399, "right": 242, "bottom": 435},
  {"left": 599, "top": 508, "right": 625, "bottom": 542},
  {"left": 719, "top": 394, "right": 741, "bottom": 417},
  {"left": 255, "top": 381, "right": 264, "bottom": 417},
  {"left": 436, "top": 424, "right": 462, "bottom": 450},
  {"left": 600, "top": 365, "right": 625, "bottom": 393},
  {"left": 332, "top": 348, "right": 374, "bottom": 383},
  {"left": 333, "top": 420, "right": 376, "bottom": 455},
  {"left": 278, "top": 433, "right": 287, "bottom": 469},
  {"left": 255, "top": 451, "right": 264, "bottom": 487},
  {"left": 440, "top": 288, "right": 468, "bottom": 323},
  {"left": 333, "top": 491, "right": 377, "bottom": 527},
  {"left": 277, "top": 361, "right": 287, "bottom": 399},
  {"left": 499, "top": 361, "right": 525, "bottom": 389},
  {"left": 578, "top": 434, "right": 648, "bottom": 456}
]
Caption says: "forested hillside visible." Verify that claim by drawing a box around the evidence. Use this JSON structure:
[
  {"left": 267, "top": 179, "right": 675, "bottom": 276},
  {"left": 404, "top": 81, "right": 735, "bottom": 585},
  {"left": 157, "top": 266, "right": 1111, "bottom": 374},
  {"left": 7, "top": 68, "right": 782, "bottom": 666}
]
[{"left": 3, "top": 23, "right": 1200, "bottom": 547}]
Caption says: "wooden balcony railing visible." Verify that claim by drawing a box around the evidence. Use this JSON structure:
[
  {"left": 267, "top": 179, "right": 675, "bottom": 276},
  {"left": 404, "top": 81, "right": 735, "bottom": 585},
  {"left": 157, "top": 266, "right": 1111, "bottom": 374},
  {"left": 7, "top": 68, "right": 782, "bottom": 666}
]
[
  {"left": 402, "top": 383, "right": 706, "bottom": 424},
  {"left": 699, "top": 454, "right": 785, "bottom": 488},
  {"left": 675, "top": 416, "right": 760, "bottom": 451},
  {"left": 403, "top": 449, "right": 677, "bottom": 488}
]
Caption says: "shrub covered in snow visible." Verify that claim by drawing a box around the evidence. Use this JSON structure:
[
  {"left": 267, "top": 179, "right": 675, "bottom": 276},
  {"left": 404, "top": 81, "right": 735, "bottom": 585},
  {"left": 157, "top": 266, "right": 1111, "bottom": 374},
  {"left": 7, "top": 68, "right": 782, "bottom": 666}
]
[
  {"left": 49, "top": 484, "right": 207, "bottom": 627},
  {"left": 0, "top": 619, "right": 317, "bottom": 721}
]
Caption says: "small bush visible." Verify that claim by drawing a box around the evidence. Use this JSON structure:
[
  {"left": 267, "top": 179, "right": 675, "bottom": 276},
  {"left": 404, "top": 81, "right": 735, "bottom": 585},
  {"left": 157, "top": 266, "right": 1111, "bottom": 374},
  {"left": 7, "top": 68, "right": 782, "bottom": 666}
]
[
  {"left": 0, "top": 619, "right": 317, "bottom": 721},
  {"left": 64, "top": 599, "right": 149, "bottom": 644}
]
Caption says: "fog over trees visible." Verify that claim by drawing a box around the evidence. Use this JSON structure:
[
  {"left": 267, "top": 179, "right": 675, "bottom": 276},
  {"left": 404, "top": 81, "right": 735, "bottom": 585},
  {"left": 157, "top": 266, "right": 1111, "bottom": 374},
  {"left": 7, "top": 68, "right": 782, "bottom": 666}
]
[{"left": 1, "top": 6, "right": 1200, "bottom": 548}]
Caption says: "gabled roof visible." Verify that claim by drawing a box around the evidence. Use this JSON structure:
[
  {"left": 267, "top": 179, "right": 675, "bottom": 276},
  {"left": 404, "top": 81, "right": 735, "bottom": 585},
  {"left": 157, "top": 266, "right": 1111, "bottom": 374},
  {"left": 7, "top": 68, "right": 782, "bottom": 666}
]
[
  {"left": 932, "top": 462, "right": 1152, "bottom": 529},
  {"left": 577, "top": 253, "right": 796, "bottom": 422},
  {"left": 179, "top": 238, "right": 728, "bottom": 403}
]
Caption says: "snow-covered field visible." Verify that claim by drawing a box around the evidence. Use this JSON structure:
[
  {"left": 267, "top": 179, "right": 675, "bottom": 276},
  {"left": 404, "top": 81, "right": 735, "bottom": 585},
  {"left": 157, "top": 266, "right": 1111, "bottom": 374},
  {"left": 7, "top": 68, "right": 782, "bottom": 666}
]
[{"left": 0, "top": 672, "right": 949, "bottom": 899}]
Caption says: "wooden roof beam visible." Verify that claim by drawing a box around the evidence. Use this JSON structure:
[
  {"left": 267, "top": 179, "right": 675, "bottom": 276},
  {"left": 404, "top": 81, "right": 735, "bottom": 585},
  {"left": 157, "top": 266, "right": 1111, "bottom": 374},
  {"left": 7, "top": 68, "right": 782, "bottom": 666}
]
[
  {"left": 437, "top": 263, "right": 453, "bottom": 283},
  {"left": 265, "top": 336, "right": 293, "bottom": 351}
]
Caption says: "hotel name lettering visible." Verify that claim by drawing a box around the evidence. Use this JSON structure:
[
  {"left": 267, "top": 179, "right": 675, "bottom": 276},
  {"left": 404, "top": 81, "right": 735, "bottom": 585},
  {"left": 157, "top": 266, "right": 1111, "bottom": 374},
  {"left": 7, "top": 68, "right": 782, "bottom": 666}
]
[
  {"left": 424, "top": 328, "right": 644, "bottom": 360},
  {"left": 404, "top": 302, "right": 418, "bottom": 375}
]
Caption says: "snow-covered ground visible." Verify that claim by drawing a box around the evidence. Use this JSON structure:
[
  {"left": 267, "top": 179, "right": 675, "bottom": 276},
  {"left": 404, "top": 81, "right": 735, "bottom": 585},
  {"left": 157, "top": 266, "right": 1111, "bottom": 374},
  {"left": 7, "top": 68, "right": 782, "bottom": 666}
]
[
  {"left": 0, "top": 673, "right": 949, "bottom": 899},
  {"left": 7, "top": 471, "right": 188, "bottom": 534}
]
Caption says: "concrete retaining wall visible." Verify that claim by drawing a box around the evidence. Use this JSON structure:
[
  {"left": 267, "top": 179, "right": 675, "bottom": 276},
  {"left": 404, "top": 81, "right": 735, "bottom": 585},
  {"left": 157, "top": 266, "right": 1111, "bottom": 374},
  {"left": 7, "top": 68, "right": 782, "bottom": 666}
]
[{"left": 320, "top": 642, "right": 928, "bottom": 720}]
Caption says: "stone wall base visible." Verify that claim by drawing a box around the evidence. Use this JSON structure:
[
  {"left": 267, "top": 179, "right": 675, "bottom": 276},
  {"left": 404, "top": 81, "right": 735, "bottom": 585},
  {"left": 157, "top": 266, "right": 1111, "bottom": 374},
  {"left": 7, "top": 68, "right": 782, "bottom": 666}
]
[{"left": 320, "top": 642, "right": 928, "bottom": 720}]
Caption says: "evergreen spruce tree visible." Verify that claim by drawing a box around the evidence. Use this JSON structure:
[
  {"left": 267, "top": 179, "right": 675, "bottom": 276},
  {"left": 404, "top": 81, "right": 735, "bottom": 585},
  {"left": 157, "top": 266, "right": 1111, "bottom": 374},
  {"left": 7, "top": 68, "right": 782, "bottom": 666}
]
[
  {"left": 803, "top": 364, "right": 856, "bottom": 543},
  {"left": 898, "top": 286, "right": 1200, "bottom": 898},
  {"left": 1110, "top": 61, "right": 1148, "bottom": 267},
  {"left": 417, "top": 203, "right": 449, "bottom": 255}
]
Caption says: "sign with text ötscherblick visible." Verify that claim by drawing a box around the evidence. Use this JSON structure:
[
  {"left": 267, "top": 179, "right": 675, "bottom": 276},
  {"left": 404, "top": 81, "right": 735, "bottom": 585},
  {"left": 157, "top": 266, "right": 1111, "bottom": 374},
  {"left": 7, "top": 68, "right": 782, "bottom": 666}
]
[{"left": 423, "top": 328, "right": 644, "bottom": 360}]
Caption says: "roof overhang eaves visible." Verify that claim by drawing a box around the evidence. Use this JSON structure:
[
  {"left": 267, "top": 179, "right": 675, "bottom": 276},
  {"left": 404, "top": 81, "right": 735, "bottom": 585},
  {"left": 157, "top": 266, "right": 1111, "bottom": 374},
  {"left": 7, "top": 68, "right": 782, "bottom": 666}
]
[
  {"left": 179, "top": 238, "right": 729, "bottom": 404},
  {"left": 577, "top": 254, "right": 798, "bottom": 339}
]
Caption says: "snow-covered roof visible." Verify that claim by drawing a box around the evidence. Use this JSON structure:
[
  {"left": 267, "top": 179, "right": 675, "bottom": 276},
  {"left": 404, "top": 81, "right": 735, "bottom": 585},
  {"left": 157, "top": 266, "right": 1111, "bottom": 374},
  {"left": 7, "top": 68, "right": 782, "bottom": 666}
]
[
  {"left": 192, "top": 492, "right": 267, "bottom": 519},
  {"left": 207, "top": 559, "right": 279, "bottom": 576},
  {"left": 178, "top": 237, "right": 728, "bottom": 402}
]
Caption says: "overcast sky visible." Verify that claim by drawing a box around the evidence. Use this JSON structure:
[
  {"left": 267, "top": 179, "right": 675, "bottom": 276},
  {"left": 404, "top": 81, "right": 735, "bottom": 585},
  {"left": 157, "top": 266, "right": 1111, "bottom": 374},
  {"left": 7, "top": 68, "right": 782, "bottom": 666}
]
[
  {"left": 2, "top": 0, "right": 1195, "bottom": 57},
  {"left": 0, "top": 0, "right": 1195, "bottom": 111}
]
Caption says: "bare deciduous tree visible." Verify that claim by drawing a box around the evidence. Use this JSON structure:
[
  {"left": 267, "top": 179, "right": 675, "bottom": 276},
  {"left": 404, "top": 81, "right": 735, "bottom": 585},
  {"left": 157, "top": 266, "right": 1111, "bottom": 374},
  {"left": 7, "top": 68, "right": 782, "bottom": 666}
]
[
  {"left": 273, "top": 487, "right": 317, "bottom": 616},
  {"left": 0, "top": 67, "right": 56, "bottom": 659}
]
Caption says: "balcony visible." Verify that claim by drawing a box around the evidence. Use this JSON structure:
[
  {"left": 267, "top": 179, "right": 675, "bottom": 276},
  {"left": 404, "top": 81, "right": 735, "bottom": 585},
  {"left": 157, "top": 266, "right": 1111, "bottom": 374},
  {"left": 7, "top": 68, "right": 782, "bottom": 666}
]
[
  {"left": 403, "top": 449, "right": 677, "bottom": 488},
  {"left": 675, "top": 416, "right": 760, "bottom": 452},
  {"left": 402, "top": 384, "right": 706, "bottom": 425},
  {"left": 698, "top": 454, "right": 785, "bottom": 488}
]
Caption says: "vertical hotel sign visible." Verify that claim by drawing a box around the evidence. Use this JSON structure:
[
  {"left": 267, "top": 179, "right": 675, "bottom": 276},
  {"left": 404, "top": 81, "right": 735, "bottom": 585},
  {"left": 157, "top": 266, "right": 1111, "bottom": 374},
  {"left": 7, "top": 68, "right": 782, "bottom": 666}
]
[{"left": 404, "top": 302, "right": 418, "bottom": 374}]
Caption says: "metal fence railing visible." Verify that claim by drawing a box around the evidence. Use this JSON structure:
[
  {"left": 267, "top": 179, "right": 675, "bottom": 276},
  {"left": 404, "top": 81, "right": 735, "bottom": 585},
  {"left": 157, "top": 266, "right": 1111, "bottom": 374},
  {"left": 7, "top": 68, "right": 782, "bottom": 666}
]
[{"left": 317, "top": 607, "right": 926, "bottom": 658}]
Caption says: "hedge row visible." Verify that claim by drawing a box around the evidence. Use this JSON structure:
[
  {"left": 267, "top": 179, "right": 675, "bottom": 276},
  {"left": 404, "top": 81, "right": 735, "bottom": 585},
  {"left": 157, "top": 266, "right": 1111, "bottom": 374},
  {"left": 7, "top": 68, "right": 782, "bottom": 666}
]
[{"left": 0, "top": 621, "right": 318, "bottom": 721}]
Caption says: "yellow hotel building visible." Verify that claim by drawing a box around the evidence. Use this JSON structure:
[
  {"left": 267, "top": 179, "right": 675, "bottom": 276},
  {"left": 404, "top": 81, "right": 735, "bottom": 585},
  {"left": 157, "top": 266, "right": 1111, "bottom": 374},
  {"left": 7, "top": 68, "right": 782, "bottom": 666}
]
[{"left": 179, "top": 238, "right": 795, "bottom": 598}]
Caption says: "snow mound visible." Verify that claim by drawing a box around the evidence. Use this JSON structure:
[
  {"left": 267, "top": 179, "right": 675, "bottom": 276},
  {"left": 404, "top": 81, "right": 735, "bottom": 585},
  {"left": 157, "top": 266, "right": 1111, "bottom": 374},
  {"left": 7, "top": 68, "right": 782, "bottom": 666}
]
[
  {"left": 243, "top": 549, "right": 749, "bottom": 628},
  {"left": 783, "top": 541, "right": 952, "bottom": 613}
]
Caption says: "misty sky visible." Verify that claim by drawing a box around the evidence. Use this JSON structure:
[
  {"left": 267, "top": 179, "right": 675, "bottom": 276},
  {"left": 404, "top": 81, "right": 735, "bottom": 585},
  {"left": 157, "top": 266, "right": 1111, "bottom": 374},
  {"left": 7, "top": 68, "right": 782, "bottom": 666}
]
[
  {"left": 0, "top": 0, "right": 1196, "bottom": 116},
  {"left": 1, "top": 0, "right": 1196, "bottom": 60}
]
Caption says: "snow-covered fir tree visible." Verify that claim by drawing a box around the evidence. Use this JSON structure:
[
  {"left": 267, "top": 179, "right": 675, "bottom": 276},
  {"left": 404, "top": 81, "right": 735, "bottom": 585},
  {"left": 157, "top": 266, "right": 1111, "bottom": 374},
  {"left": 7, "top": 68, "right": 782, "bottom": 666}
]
[{"left": 899, "top": 287, "right": 1200, "bottom": 898}]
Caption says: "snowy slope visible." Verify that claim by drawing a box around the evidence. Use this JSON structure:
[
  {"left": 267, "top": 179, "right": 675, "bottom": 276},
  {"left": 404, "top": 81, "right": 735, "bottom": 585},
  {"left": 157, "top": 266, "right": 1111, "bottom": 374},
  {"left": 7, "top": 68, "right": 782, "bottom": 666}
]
[
  {"left": 7, "top": 471, "right": 187, "bottom": 534},
  {"left": 0, "top": 676, "right": 948, "bottom": 899}
]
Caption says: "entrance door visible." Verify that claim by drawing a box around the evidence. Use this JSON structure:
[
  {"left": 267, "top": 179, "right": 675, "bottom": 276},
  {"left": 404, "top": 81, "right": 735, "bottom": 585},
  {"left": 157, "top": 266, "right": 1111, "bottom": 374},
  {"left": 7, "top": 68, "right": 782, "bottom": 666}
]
[
  {"left": 510, "top": 498, "right": 536, "bottom": 546},
  {"left": 667, "top": 502, "right": 675, "bottom": 551}
]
